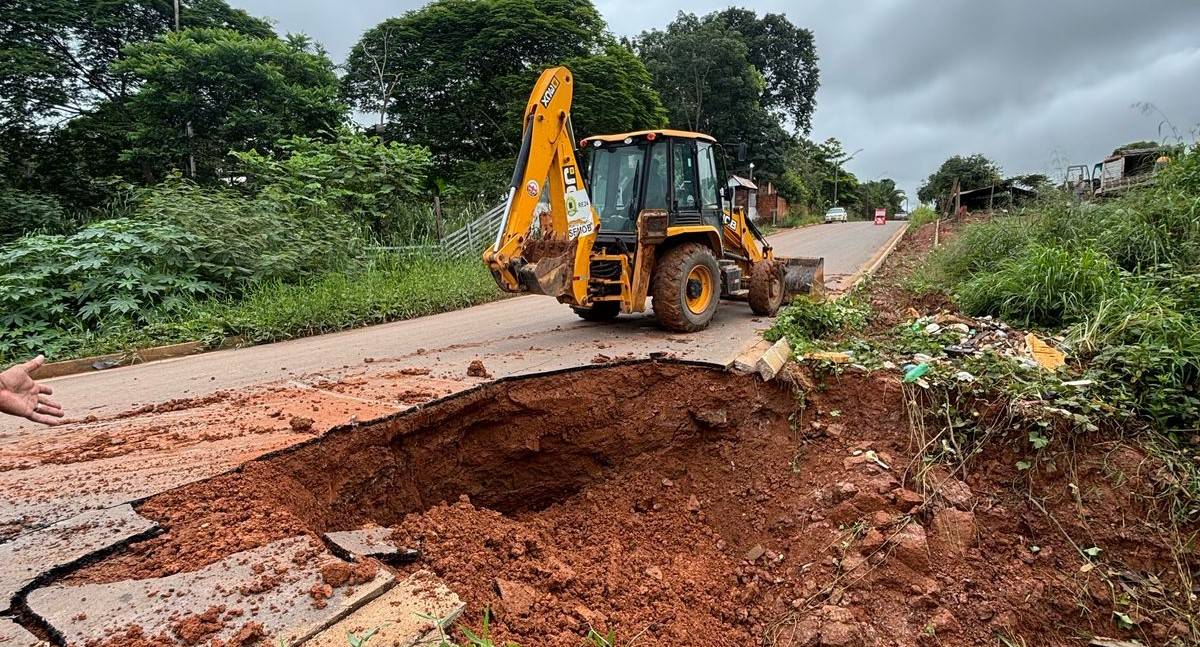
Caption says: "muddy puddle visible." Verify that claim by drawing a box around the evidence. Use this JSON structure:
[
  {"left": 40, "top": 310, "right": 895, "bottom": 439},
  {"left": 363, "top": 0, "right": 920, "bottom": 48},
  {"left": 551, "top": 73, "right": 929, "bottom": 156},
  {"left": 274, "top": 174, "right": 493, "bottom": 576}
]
[{"left": 63, "top": 361, "right": 1189, "bottom": 647}]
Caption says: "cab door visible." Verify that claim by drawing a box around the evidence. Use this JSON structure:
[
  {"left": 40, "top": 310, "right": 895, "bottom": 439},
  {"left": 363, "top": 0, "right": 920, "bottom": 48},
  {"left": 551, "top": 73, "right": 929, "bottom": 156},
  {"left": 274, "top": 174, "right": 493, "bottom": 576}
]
[
  {"left": 669, "top": 138, "right": 704, "bottom": 227},
  {"left": 696, "top": 142, "right": 724, "bottom": 231}
]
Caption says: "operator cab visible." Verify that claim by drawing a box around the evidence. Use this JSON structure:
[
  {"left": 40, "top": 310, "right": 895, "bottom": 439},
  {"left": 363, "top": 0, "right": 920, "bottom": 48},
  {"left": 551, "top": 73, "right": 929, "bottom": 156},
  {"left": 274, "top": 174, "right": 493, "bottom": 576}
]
[{"left": 580, "top": 130, "right": 725, "bottom": 245}]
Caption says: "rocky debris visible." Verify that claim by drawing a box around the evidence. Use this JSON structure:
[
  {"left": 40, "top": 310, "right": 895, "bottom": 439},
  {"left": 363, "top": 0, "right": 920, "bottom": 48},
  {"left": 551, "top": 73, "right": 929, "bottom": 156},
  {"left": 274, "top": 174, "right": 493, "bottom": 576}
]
[
  {"left": 818, "top": 606, "right": 864, "bottom": 646},
  {"left": 307, "top": 571, "right": 462, "bottom": 647},
  {"left": 0, "top": 617, "right": 44, "bottom": 646},
  {"left": 922, "top": 470, "right": 973, "bottom": 510},
  {"left": 690, "top": 406, "right": 729, "bottom": 428},
  {"left": 495, "top": 578, "right": 539, "bottom": 616},
  {"left": 744, "top": 545, "right": 766, "bottom": 562},
  {"left": 466, "top": 360, "right": 491, "bottom": 378},
  {"left": 928, "top": 509, "right": 977, "bottom": 556},
  {"left": 888, "top": 522, "right": 930, "bottom": 572},
  {"left": 288, "top": 416, "right": 315, "bottom": 433},
  {"left": 894, "top": 488, "right": 925, "bottom": 512},
  {"left": 26, "top": 536, "right": 393, "bottom": 646},
  {"left": 0, "top": 504, "right": 158, "bottom": 613}
]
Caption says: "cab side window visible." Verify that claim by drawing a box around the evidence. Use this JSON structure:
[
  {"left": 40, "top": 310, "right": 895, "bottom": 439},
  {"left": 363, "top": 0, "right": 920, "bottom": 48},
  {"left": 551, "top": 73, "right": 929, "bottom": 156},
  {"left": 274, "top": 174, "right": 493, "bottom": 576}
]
[
  {"left": 643, "top": 142, "right": 669, "bottom": 210},
  {"left": 697, "top": 143, "right": 720, "bottom": 210},
  {"left": 672, "top": 140, "right": 698, "bottom": 210}
]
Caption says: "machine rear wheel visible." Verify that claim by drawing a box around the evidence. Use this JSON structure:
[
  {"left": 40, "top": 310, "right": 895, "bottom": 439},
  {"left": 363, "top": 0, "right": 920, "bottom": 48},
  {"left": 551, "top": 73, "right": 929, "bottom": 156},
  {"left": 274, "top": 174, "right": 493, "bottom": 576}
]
[
  {"left": 748, "top": 260, "right": 785, "bottom": 316},
  {"left": 652, "top": 243, "right": 720, "bottom": 332},
  {"left": 571, "top": 301, "right": 621, "bottom": 322}
]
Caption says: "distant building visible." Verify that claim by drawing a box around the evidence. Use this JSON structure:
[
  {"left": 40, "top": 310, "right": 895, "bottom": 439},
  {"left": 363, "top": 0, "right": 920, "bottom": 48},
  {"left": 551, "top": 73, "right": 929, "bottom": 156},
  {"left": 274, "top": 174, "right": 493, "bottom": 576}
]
[{"left": 727, "top": 175, "right": 758, "bottom": 220}]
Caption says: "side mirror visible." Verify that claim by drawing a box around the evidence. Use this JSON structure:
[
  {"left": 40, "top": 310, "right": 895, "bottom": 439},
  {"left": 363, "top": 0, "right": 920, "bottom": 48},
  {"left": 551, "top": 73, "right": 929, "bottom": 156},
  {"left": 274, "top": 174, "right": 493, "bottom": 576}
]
[
  {"left": 737, "top": 143, "right": 748, "bottom": 162},
  {"left": 722, "top": 186, "right": 734, "bottom": 201}
]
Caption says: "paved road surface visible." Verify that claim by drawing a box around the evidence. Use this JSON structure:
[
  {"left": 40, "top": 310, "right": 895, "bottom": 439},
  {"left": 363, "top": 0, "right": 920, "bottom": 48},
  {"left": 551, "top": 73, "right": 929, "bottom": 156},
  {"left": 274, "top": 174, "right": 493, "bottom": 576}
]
[{"left": 8, "top": 220, "right": 903, "bottom": 428}]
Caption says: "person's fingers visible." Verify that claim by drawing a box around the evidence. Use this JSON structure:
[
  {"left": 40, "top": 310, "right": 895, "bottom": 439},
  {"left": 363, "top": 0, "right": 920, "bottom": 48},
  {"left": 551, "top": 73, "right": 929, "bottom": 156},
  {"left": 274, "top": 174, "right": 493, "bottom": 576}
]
[
  {"left": 37, "top": 394, "right": 61, "bottom": 410},
  {"left": 20, "top": 355, "right": 45, "bottom": 373},
  {"left": 35, "top": 402, "right": 64, "bottom": 418},
  {"left": 37, "top": 383, "right": 53, "bottom": 395},
  {"left": 28, "top": 412, "right": 62, "bottom": 426}
]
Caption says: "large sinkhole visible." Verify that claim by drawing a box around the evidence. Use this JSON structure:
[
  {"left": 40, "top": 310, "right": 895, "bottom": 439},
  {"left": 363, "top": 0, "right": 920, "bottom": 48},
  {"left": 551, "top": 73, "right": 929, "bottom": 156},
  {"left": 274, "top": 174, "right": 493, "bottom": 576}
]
[{"left": 75, "top": 361, "right": 801, "bottom": 583}]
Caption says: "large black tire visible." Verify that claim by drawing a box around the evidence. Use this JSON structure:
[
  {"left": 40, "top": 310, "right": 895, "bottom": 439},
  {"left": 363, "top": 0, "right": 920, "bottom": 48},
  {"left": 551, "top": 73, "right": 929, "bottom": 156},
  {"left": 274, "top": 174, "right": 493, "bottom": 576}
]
[
  {"left": 571, "top": 301, "right": 621, "bottom": 322},
  {"left": 748, "top": 260, "right": 785, "bottom": 316},
  {"left": 652, "top": 243, "right": 720, "bottom": 332}
]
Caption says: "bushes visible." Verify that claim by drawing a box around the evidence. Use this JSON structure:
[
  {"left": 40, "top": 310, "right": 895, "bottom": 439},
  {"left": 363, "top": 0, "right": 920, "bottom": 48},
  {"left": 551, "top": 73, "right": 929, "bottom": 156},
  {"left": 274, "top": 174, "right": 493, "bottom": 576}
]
[
  {"left": 233, "top": 128, "right": 433, "bottom": 238},
  {"left": 0, "top": 190, "right": 74, "bottom": 243},
  {"left": 765, "top": 296, "right": 869, "bottom": 348},
  {"left": 922, "top": 142, "right": 1200, "bottom": 433}
]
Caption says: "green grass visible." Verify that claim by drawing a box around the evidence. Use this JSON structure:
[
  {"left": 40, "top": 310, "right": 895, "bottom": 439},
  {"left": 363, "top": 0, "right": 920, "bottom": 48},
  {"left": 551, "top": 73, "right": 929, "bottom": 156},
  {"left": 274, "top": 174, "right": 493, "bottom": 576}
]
[
  {"left": 14, "top": 255, "right": 500, "bottom": 364},
  {"left": 915, "top": 142, "right": 1200, "bottom": 436},
  {"left": 907, "top": 205, "right": 938, "bottom": 229}
]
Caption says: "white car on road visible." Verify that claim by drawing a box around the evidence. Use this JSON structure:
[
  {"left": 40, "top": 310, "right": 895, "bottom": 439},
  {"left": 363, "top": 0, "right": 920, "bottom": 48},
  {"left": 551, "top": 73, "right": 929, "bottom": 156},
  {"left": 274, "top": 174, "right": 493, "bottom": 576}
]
[{"left": 824, "top": 207, "right": 848, "bottom": 223}]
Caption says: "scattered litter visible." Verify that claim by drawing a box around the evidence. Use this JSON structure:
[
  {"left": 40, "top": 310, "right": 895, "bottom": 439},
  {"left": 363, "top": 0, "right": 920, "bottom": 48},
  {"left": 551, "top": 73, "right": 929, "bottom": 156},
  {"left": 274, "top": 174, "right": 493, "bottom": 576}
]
[
  {"left": 1061, "top": 379, "right": 1093, "bottom": 387},
  {"left": 864, "top": 450, "right": 890, "bottom": 469},
  {"left": 1025, "top": 333, "right": 1066, "bottom": 370},
  {"left": 952, "top": 371, "right": 975, "bottom": 382},
  {"left": 923, "top": 323, "right": 942, "bottom": 335},
  {"left": 805, "top": 351, "right": 851, "bottom": 364},
  {"left": 903, "top": 363, "right": 930, "bottom": 383}
]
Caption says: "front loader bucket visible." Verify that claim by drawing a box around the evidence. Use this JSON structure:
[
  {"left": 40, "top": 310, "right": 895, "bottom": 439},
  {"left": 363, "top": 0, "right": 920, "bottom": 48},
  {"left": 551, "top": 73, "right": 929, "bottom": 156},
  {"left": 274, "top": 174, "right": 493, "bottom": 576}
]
[{"left": 781, "top": 256, "right": 826, "bottom": 299}]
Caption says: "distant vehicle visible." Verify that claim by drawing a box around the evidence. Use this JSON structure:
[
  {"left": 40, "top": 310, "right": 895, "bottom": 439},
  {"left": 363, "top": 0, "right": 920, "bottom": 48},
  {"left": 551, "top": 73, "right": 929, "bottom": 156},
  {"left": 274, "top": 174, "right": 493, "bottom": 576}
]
[
  {"left": 893, "top": 211, "right": 909, "bottom": 220},
  {"left": 824, "top": 207, "right": 848, "bottom": 223},
  {"left": 1066, "top": 145, "right": 1172, "bottom": 199}
]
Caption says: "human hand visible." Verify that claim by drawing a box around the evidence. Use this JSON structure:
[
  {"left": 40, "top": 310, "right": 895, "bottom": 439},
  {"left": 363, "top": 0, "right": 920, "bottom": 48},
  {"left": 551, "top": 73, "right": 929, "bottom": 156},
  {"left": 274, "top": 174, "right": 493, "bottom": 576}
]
[{"left": 0, "top": 356, "right": 64, "bottom": 426}]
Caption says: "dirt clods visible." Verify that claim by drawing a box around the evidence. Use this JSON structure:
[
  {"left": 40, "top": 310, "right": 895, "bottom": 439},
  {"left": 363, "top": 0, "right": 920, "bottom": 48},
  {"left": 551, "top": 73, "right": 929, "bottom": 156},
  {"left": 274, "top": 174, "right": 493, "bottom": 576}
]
[{"left": 465, "top": 359, "right": 490, "bottom": 377}]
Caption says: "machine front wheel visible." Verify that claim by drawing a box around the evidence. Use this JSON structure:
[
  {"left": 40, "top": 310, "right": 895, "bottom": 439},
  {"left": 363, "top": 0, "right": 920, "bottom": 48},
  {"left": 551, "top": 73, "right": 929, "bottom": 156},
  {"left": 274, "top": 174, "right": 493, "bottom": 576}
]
[
  {"left": 652, "top": 243, "right": 720, "bottom": 332},
  {"left": 748, "top": 260, "right": 786, "bottom": 316}
]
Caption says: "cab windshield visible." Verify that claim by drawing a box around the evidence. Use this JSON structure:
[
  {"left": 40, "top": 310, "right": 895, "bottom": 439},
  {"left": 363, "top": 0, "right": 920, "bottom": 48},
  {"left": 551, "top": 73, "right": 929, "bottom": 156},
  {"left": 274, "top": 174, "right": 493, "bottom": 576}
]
[{"left": 588, "top": 144, "right": 646, "bottom": 233}]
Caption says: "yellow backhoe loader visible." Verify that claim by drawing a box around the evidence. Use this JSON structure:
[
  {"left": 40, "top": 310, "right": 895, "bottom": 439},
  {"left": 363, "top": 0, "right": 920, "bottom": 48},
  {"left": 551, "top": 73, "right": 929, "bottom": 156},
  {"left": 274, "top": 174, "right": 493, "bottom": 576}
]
[{"left": 482, "top": 67, "right": 824, "bottom": 332}]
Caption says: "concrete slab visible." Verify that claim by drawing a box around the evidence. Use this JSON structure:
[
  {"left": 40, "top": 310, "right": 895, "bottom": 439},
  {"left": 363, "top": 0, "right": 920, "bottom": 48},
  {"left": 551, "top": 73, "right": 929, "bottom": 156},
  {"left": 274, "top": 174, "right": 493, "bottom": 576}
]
[
  {"left": 307, "top": 570, "right": 463, "bottom": 647},
  {"left": 0, "top": 617, "right": 45, "bottom": 646},
  {"left": 324, "top": 527, "right": 400, "bottom": 560},
  {"left": 26, "top": 536, "right": 394, "bottom": 646},
  {"left": 0, "top": 504, "right": 158, "bottom": 613}
]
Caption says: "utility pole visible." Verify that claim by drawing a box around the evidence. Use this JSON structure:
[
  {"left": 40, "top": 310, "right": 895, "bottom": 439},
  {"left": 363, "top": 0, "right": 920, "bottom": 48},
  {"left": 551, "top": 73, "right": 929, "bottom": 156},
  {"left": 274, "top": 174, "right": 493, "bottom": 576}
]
[
  {"left": 175, "top": 0, "right": 196, "bottom": 178},
  {"left": 832, "top": 148, "right": 862, "bottom": 207}
]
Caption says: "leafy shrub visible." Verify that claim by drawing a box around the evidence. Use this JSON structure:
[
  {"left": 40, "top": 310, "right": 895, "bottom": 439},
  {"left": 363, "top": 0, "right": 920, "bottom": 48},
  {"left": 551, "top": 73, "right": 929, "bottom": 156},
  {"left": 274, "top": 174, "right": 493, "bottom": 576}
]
[
  {"left": 0, "top": 190, "right": 74, "bottom": 243},
  {"left": 0, "top": 218, "right": 225, "bottom": 358},
  {"left": 133, "top": 179, "right": 359, "bottom": 281},
  {"left": 234, "top": 128, "right": 432, "bottom": 238},
  {"left": 0, "top": 178, "right": 360, "bottom": 360},
  {"left": 765, "top": 296, "right": 869, "bottom": 347}
]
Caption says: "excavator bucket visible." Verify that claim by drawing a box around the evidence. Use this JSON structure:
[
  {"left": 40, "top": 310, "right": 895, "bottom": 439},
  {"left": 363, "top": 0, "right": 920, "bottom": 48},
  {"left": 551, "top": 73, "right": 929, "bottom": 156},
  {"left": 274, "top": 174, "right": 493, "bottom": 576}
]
[{"left": 780, "top": 256, "right": 826, "bottom": 299}]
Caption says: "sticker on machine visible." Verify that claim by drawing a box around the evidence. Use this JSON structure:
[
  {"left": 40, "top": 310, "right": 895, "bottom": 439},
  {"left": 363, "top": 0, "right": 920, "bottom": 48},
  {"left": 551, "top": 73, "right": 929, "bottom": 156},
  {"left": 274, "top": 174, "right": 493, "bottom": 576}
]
[
  {"left": 565, "top": 189, "right": 591, "bottom": 218},
  {"left": 565, "top": 189, "right": 595, "bottom": 239},
  {"left": 567, "top": 218, "right": 595, "bottom": 239},
  {"left": 525, "top": 180, "right": 540, "bottom": 197}
]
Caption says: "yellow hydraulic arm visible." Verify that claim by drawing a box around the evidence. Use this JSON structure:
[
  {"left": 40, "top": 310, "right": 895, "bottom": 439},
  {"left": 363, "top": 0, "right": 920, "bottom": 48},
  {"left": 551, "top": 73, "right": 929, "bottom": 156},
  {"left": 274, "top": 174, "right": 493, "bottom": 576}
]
[{"left": 483, "top": 67, "right": 599, "bottom": 306}]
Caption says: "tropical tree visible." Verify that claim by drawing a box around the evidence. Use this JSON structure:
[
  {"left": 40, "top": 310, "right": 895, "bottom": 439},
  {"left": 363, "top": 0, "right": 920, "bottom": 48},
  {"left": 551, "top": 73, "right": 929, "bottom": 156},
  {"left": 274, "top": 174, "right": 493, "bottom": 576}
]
[
  {"left": 858, "top": 178, "right": 904, "bottom": 218},
  {"left": 917, "top": 154, "right": 1003, "bottom": 206},
  {"left": 634, "top": 10, "right": 817, "bottom": 181},
  {"left": 0, "top": 0, "right": 272, "bottom": 128},
  {"left": 709, "top": 8, "right": 819, "bottom": 133},
  {"left": 115, "top": 29, "right": 344, "bottom": 181},
  {"left": 342, "top": 0, "right": 664, "bottom": 166}
]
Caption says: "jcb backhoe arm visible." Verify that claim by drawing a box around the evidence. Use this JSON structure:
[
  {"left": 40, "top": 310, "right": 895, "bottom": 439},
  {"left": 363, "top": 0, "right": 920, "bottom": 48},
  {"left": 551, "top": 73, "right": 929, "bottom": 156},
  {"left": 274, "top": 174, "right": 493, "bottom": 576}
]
[{"left": 483, "top": 67, "right": 599, "bottom": 306}]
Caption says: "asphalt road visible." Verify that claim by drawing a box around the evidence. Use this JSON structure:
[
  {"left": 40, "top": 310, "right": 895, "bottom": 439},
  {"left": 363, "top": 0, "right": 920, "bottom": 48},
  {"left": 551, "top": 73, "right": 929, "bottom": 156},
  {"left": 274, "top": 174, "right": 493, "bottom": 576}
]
[{"left": 7, "top": 220, "right": 904, "bottom": 430}]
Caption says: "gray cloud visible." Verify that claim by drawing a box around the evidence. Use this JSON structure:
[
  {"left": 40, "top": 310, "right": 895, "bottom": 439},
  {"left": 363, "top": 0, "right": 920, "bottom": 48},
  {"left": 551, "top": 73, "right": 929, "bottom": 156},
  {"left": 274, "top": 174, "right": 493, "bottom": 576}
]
[{"left": 234, "top": 0, "right": 1200, "bottom": 204}]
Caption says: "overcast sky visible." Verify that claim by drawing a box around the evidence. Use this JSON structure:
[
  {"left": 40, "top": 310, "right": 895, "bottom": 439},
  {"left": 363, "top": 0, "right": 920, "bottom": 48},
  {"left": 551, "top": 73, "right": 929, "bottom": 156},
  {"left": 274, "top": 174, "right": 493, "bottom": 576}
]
[{"left": 234, "top": 0, "right": 1200, "bottom": 205}]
